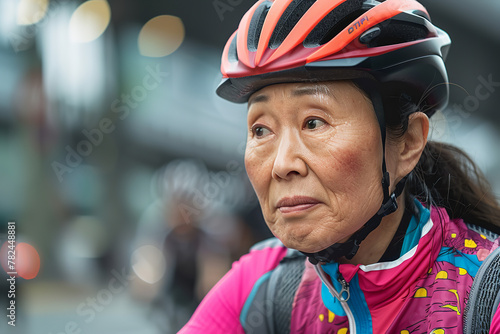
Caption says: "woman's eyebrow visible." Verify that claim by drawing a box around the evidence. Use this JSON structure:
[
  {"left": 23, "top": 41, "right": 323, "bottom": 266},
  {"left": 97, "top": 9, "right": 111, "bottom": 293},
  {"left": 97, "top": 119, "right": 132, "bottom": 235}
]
[
  {"left": 248, "top": 94, "right": 268, "bottom": 107},
  {"left": 291, "top": 85, "right": 333, "bottom": 98},
  {"left": 248, "top": 84, "right": 334, "bottom": 107}
]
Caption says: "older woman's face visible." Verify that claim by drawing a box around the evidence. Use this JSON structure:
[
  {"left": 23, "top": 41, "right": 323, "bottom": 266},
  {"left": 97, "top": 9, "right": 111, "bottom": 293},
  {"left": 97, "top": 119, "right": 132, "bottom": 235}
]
[{"left": 245, "top": 81, "right": 387, "bottom": 253}]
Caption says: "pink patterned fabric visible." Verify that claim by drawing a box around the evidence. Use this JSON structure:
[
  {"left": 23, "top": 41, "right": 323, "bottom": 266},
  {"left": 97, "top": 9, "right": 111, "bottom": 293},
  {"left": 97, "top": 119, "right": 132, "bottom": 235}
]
[
  {"left": 289, "top": 207, "right": 498, "bottom": 333},
  {"left": 178, "top": 245, "right": 288, "bottom": 333},
  {"left": 180, "top": 206, "right": 500, "bottom": 333},
  {"left": 490, "top": 303, "right": 500, "bottom": 334}
]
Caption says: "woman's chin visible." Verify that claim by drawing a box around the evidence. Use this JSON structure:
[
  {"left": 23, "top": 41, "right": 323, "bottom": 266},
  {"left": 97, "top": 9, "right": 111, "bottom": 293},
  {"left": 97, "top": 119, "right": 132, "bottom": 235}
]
[
  {"left": 276, "top": 228, "right": 350, "bottom": 254},
  {"left": 277, "top": 234, "right": 331, "bottom": 253}
]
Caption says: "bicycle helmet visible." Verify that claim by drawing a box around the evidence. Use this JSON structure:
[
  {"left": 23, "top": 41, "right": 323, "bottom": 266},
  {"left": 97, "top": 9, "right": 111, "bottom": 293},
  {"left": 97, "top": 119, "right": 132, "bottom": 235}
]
[{"left": 216, "top": 0, "right": 451, "bottom": 264}]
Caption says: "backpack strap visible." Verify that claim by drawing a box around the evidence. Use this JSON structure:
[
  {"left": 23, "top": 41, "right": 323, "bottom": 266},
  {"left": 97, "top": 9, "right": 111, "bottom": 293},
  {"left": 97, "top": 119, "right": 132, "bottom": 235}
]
[
  {"left": 241, "top": 238, "right": 306, "bottom": 334},
  {"left": 464, "top": 245, "right": 500, "bottom": 333},
  {"left": 466, "top": 223, "right": 499, "bottom": 242},
  {"left": 268, "top": 250, "right": 306, "bottom": 333}
]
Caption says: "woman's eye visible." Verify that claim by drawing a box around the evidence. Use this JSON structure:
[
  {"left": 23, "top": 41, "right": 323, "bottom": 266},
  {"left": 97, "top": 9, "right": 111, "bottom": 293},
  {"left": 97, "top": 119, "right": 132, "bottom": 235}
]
[
  {"left": 252, "top": 126, "right": 271, "bottom": 138},
  {"left": 304, "top": 118, "right": 326, "bottom": 130}
]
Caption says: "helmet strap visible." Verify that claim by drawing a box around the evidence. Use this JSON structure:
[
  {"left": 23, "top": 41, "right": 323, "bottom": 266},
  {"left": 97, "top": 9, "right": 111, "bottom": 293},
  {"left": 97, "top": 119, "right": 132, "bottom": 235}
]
[{"left": 301, "top": 175, "right": 407, "bottom": 265}]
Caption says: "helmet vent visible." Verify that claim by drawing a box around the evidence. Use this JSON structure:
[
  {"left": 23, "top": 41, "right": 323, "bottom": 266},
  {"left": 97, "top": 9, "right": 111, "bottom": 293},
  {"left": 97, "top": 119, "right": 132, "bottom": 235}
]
[
  {"left": 228, "top": 33, "right": 239, "bottom": 62},
  {"left": 269, "top": 0, "right": 317, "bottom": 49},
  {"left": 304, "top": 0, "right": 364, "bottom": 47},
  {"left": 367, "top": 20, "right": 428, "bottom": 47},
  {"left": 248, "top": 1, "right": 272, "bottom": 52}
]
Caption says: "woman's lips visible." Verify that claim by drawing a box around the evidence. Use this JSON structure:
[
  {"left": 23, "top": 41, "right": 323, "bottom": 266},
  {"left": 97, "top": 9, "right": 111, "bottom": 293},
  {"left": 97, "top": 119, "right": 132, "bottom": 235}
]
[{"left": 276, "top": 196, "right": 321, "bottom": 214}]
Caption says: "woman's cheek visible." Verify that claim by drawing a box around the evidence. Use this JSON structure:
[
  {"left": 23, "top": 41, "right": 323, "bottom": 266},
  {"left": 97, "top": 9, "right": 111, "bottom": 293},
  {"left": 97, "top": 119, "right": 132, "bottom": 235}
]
[
  {"left": 244, "top": 146, "right": 269, "bottom": 194},
  {"left": 244, "top": 149, "right": 259, "bottom": 185},
  {"left": 321, "top": 135, "right": 366, "bottom": 173}
]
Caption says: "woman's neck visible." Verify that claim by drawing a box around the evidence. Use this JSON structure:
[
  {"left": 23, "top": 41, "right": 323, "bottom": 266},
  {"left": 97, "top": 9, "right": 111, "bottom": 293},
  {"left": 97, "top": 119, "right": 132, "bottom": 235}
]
[{"left": 339, "top": 195, "right": 407, "bottom": 265}]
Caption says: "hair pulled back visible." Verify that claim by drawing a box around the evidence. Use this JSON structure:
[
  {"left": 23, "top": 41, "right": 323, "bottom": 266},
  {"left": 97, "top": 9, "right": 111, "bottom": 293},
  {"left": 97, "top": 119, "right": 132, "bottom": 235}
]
[{"left": 385, "top": 94, "right": 500, "bottom": 234}]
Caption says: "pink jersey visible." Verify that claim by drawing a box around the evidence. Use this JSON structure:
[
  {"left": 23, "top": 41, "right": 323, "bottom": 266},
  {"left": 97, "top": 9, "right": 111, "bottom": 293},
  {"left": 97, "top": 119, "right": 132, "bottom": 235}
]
[{"left": 180, "top": 202, "right": 500, "bottom": 333}]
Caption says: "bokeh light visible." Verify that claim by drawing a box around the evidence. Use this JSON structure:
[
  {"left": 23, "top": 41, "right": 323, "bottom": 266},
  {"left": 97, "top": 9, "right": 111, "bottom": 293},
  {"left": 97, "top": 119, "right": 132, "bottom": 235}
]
[
  {"left": 138, "top": 15, "right": 185, "bottom": 57},
  {"left": 68, "top": 0, "right": 111, "bottom": 43},
  {"left": 1, "top": 241, "right": 41, "bottom": 280},
  {"left": 131, "top": 245, "right": 167, "bottom": 284},
  {"left": 17, "top": 0, "right": 49, "bottom": 25}
]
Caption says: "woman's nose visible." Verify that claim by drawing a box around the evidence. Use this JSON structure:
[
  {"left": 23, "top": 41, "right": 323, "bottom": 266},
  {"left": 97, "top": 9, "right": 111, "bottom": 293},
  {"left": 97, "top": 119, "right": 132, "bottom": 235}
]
[{"left": 272, "top": 131, "right": 308, "bottom": 181}]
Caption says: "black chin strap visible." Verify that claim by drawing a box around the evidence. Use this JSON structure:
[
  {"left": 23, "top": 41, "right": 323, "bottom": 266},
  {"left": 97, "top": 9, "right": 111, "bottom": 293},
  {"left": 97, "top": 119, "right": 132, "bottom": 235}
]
[
  {"left": 301, "top": 174, "right": 407, "bottom": 264},
  {"left": 301, "top": 81, "right": 407, "bottom": 265}
]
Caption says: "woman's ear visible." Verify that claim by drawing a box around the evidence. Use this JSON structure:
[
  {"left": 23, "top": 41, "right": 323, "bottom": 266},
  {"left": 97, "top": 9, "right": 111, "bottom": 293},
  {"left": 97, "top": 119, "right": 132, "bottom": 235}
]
[{"left": 397, "top": 112, "right": 429, "bottom": 179}]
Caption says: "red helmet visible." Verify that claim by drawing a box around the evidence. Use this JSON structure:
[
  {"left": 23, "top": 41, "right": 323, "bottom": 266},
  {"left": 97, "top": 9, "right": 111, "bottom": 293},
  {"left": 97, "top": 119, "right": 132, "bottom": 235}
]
[{"left": 216, "top": 0, "right": 450, "bottom": 117}]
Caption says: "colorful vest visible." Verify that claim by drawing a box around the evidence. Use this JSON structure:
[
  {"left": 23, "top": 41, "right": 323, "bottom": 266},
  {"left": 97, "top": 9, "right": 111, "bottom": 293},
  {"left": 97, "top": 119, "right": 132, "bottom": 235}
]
[{"left": 179, "top": 202, "right": 500, "bottom": 334}]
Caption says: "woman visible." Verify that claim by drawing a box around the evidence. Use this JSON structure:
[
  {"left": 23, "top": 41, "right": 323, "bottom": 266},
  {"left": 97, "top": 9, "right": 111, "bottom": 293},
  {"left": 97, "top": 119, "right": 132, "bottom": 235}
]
[{"left": 180, "top": 0, "right": 500, "bottom": 333}]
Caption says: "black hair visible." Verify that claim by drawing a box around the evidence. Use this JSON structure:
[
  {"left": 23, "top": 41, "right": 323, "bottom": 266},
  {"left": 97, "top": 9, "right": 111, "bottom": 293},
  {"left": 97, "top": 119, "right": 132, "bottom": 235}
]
[{"left": 385, "top": 94, "right": 500, "bottom": 234}]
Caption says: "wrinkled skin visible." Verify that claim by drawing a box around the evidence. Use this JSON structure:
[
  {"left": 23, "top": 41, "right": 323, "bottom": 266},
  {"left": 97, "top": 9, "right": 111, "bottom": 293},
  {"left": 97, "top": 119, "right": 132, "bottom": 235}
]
[{"left": 245, "top": 81, "right": 428, "bottom": 264}]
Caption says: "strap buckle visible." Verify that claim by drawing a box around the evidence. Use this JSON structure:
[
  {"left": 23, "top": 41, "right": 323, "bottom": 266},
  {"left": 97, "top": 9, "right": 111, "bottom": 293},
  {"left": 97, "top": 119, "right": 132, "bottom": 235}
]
[{"left": 378, "top": 193, "right": 398, "bottom": 217}]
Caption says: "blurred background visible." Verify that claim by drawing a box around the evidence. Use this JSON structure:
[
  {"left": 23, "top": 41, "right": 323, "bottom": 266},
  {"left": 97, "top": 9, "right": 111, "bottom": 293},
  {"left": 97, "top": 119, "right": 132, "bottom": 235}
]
[{"left": 0, "top": 0, "right": 498, "bottom": 333}]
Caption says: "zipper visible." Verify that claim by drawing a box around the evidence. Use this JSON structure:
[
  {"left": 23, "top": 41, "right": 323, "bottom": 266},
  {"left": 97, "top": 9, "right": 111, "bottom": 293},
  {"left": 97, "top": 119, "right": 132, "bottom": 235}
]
[
  {"left": 314, "top": 265, "right": 356, "bottom": 334},
  {"left": 338, "top": 272, "right": 350, "bottom": 302}
]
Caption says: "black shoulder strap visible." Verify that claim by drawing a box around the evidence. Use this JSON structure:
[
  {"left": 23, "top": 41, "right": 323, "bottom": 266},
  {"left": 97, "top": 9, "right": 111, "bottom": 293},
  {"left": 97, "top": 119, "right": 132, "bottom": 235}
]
[
  {"left": 464, "top": 245, "right": 500, "bottom": 334},
  {"left": 242, "top": 239, "right": 306, "bottom": 334},
  {"left": 268, "top": 251, "right": 306, "bottom": 334}
]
